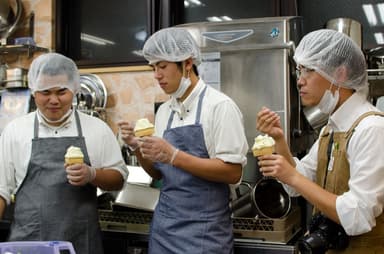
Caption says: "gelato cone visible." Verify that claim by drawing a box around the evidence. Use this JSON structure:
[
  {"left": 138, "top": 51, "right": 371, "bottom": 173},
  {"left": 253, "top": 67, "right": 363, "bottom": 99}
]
[
  {"left": 134, "top": 118, "right": 154, "bottom": 137},
  {"left": 65, "top": 146, "right": 84, "bottom": 164},
  {"left": 252, "top": 134, "right": 275, "bottom": 157}
]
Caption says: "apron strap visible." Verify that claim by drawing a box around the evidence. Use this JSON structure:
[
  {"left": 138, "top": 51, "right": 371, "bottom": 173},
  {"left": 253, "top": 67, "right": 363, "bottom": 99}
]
[
  {"left": 166, "top": 85, "right": 208, "bottom": 130},
  {"left": 166, "top": 111, "right": 176, "bottom": 130},
  {"left": 345, "top": 111, "right": 384, "bottom": 139},
  {"left": 74, "top": 110, "right": 82, "bottom": 137},
  {"left": 33, "top": 113, "right": 39, "bottom": 138},
  {"left": 195, "top": 86, "right": 207, "bottom": 125}
]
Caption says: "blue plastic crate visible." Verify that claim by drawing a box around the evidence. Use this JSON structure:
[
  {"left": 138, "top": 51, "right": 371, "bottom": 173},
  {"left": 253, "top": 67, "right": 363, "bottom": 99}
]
[{"left": 0, "top": 241, "right": 76, "bottom": 254}]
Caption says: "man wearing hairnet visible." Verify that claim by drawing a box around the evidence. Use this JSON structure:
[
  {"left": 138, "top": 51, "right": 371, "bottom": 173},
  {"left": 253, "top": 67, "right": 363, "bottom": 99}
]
[
  {"left": 0, "top": 53, "right": 128, "bottom": 254},
  {"left": 119, "top": 27, "right": 248, "bottom": 253},
  {"left": 257, "top": 29, "right": 384, "bottom": 253}
]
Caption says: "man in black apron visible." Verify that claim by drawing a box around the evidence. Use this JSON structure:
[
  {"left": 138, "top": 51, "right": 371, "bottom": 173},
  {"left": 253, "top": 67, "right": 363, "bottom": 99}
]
[
  {"left": 0, "top": 53, "right": 128, "bottom": 254},
  {"left": 119, "top": 28, "right": 248, "bottom": 253}
]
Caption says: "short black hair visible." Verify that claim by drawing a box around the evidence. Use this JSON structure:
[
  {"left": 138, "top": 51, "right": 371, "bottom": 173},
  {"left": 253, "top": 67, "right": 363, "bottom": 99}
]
[{"left": 176, "top": 61, "right": 199, "bottom": 76}]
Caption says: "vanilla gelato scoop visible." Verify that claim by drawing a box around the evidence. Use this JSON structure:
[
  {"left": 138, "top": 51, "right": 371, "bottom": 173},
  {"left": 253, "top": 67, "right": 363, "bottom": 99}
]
[
  {"left": 65, "top": 146, "right": 84, "bottom": 164},
  {"left": 252, "top": 134, "right": 275, "bottom": 157},
  {"left": 134, "top": 118, "right": 154, "bottom": 137}
]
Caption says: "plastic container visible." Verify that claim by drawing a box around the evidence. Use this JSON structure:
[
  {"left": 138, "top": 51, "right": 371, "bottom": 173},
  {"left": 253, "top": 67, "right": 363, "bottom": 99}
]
[{"left": 0, "top": 241, "right": 76, "bottom": 254}]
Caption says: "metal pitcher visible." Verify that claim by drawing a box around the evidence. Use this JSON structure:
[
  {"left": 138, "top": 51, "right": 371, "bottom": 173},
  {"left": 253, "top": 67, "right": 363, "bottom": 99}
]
[{"left": 303, "top": 105, "right": 329, "bottom": 130}]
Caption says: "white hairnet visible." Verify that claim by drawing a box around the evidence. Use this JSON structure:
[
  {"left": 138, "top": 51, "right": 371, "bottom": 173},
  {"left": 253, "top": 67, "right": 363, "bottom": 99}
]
[
  {"left": 28, "top": 52, "right": 80, "bottom": 94},
  {"left": 142, "top": 27, "right": 201, "bottom": 65},
  {"left": 293, "top": 29, "right": 367, "bottom": 91}
]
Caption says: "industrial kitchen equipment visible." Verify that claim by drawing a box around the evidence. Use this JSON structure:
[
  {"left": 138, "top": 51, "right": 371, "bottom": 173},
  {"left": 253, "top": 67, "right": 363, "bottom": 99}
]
[{"left": 178, "top": 16, "right": 314, "bottom": 183}]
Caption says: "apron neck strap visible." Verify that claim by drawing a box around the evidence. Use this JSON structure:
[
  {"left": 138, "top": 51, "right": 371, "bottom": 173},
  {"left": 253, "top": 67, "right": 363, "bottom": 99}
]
[{"left": 166, "top": 85, "right": 208, "bottom": 130}]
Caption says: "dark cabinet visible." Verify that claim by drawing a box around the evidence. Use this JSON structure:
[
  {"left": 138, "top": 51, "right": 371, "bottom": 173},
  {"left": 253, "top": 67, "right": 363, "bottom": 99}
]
[{"left": 55, "top": 0, "right": 294, "bottom": 67}]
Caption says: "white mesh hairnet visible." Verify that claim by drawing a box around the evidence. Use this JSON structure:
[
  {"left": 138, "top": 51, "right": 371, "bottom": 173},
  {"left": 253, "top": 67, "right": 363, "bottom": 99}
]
[
  {"left": 28, "top": 52, "right": 80, "bottom": 94},
  {"left": 142, "top": 27, "right": 201, "bottom": 65},
  {"left": 293, "top": 29, "right": 367, "bottom": 91}
]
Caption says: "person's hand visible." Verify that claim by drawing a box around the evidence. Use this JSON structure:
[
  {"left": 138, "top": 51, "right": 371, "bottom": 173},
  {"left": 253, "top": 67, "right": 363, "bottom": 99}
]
[
  {"left": 139, "top": 136, "right": 179, "bottom": 164},
  {"left": 257, "top": 154, "right": 297, "bottom": 185},
  {"left": 256, "top": 107, "right": 284, "bottom": 140},
  {"left": 65, "top": 163, "right": 96, "bottom": 186},
  {"left": 117, "top": 120, "right": 140, "bottom": 150}
]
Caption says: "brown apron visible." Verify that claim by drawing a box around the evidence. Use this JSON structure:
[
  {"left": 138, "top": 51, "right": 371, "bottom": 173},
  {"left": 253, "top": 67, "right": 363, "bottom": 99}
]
[{"left": 316, "top": 111, "right": 384, "bottom": 253}]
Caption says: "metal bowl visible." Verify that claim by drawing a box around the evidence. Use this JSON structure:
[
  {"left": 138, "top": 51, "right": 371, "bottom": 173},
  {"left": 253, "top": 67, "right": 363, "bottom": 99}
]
[{"left": 73, "top": 74, "right": 107, "bottom": 110}]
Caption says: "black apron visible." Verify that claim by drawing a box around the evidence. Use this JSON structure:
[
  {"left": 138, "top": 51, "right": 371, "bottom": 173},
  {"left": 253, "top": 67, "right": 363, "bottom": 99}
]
[{"left": 8, "top": 111, "right": 103, "bottom": 254}]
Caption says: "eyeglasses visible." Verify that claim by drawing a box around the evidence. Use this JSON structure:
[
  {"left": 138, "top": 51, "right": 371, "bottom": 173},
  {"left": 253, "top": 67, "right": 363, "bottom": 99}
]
[{"left": 296, "top": 66, "right": 315, "bottom": 79}]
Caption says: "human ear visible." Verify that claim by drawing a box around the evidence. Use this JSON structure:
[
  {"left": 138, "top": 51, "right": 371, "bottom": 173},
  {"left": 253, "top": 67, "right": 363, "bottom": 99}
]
[
  {"left": 184, "top": 57, "right": 194, "bottom": 72},
  {"left": 335, "top": 66, "right": 348, "bottom": 84}
]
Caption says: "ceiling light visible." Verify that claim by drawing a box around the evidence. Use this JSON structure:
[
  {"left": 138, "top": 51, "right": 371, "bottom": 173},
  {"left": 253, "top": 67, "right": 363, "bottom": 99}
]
[
  {"left": 81, "top": 33, "right": 115, "bottom": 45},
  {"left": 189, "top": 0, "right": 202, "bottom": 6},
  {"left": 184, "top": 0, "right": 203, "bottom": 8},
  {"left": 207, "top": 16, "right": 222, "bottom": 22},
  {"left": 362, "top": 4, "right": 378, "bottom": 26},
  {"left": 135, "top": 30, "right": 147, "bottom": 41},
  {"left": 221, "top": 16, "right": 232, "bottom": 21},
  {"left": 377, "top": 3, "right": 384, "bottom": 24},
  {"left": 131, "top": 50, "right": 143, "bottom": 57},
  {"left": 374, "top": 33, "right": 384, "bottom": 44},
  {"left": 206, "top": 16, "right": 233, "bottom": 22}
]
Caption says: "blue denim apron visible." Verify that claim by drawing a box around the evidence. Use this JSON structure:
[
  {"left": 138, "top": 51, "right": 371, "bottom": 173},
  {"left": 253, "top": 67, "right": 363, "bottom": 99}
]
[
  {"left": 8, "top": 111, "right": 103, "bottom": 254},
  {"left": 148, "top": 87, "right": 233, "bottom": 254}
]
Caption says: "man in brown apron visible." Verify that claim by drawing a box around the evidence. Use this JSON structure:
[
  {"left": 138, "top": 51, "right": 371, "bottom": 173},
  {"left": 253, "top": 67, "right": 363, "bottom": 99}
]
[
  {"left": 256, "top": 29, "right": 384, "bottom": 253},
  {"left": 0, "top": 53, "right": 128, "bottom": 254}
]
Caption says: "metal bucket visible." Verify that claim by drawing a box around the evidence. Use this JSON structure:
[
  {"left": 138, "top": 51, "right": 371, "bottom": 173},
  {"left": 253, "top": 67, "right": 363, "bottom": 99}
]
[{"left": 325, "top": 18, "right": 362, "bottom": 48}]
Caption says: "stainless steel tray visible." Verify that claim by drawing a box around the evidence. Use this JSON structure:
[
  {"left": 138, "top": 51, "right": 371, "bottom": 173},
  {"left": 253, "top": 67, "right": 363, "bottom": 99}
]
[{"left": 114, "top": 183, "right": 159, "bottom": 212}]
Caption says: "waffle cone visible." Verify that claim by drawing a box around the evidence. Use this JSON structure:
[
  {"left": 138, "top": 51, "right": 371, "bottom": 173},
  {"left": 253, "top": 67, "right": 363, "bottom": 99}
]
[
  {"left": 65, "top": 157, "right": 84, "bottom": 165},
  {"left": 252, "top": 146, "right": 274, "bottom": 157},
  {"left": 134, "top": 127, "right": 154, "bottom": 137}
]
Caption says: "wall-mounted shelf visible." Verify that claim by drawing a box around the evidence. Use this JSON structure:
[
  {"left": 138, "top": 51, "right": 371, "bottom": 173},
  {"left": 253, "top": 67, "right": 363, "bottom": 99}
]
[{"left": 0, "top": 44, "right": 49, "bottom": 58}]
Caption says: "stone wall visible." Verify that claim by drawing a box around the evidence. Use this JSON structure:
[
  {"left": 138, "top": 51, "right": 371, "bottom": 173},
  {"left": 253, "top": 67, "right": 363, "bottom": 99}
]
[{"left": 8, "top": 0, "right": 167, "bottom": 133}]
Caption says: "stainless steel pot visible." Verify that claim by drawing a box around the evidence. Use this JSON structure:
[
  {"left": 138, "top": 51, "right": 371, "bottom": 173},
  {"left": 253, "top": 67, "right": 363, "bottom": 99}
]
[
  {"left": 3, "top": 67, "right": 28, "bottom": 88},
  {"left": 303, "top": 106, "right": 328, "bottom": 130},
  {"left": 325, "top": 18, "right": 362, "bottom": 48}
]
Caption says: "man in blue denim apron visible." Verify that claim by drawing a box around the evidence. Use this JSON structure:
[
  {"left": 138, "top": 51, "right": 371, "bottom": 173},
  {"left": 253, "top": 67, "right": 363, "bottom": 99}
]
[
  {"left": 8, "top": 111, "right": 103, "bottom": 254},
  {"left": 0, "top": 53, "right": 128, "bottom": 254},
  {"left": 119, "top": 28, "right": 248, "bottom": 253}
]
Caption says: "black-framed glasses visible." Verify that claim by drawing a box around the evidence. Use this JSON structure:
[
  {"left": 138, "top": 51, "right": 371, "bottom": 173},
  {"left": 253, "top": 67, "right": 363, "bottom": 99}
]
[{"left": 296, "top": 66, "right": 315, "bottom": 79}]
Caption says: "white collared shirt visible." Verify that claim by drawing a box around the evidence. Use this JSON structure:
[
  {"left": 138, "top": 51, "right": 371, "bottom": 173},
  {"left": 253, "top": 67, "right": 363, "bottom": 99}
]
[
  {"left": 287, "top": 92, "right": 384, "bottom": 235},
  {"left": 155, "top": 79, "right": 248, "bottom": 167},
  {"left": 0, "top": 110, "right": 128, "bottom": 204}
]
